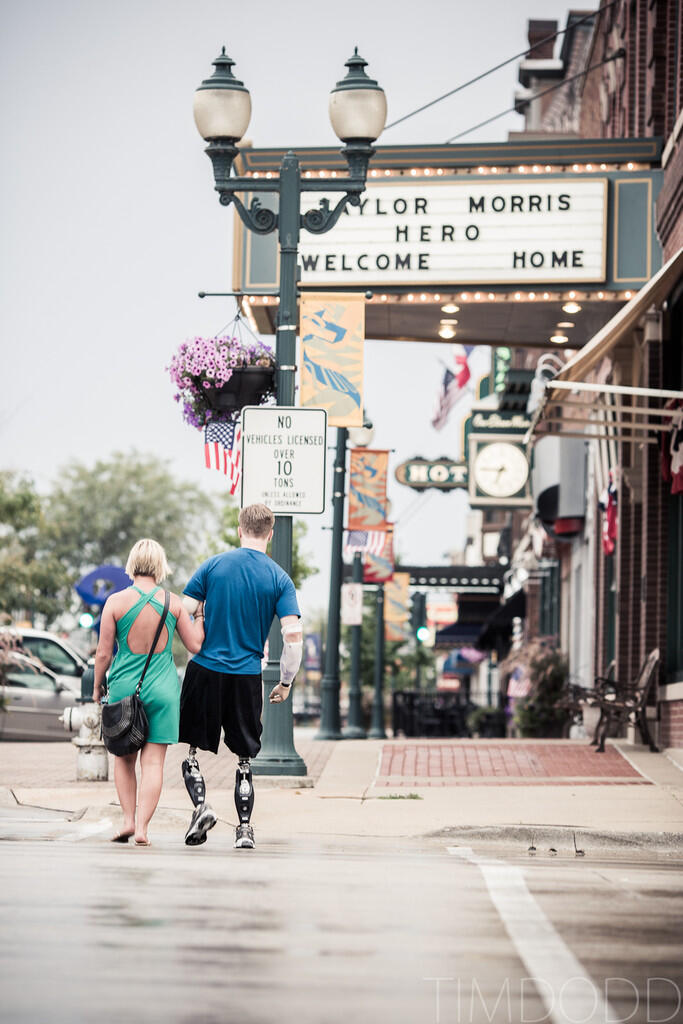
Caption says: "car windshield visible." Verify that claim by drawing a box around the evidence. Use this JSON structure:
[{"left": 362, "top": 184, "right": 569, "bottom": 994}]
[
  {"left": 21, "top": 638, "right": 80, "bottom": 676},
  {"left": 4, "top": 668, "right": 57, "bottom": 692}
]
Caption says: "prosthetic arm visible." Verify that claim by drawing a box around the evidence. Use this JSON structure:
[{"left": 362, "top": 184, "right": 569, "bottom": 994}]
[{"left": 279, "top": 621, "right": 303, "bottom": 687}]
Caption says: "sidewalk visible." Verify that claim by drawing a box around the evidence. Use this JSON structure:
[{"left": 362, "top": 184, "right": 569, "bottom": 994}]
[{"left": 2, "top": 732, "right": 683, "bottom": 850}]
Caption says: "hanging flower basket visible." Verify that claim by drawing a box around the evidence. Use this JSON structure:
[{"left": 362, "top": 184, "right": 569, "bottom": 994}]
[
  {"left": 167, "top": 334, "right": 276, "bottom": 428},
  {"left": 204, "top": 365, "right": 276, "bottom": 414}
]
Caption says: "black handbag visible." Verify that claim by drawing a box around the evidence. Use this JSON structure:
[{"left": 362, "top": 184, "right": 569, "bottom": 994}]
[{"left": 101, "top": 590, "right": 170, "bottom": 756}]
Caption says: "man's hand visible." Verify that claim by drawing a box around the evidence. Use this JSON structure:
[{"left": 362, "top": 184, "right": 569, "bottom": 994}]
[
  {"left": 92, "top": 683, "right": 102, "bottom": 705},
  {"left": 269, "top": 683, "right": 291, "bottom": 704}
]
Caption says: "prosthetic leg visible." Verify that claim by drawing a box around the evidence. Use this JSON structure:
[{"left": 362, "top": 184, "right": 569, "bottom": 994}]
[
  {"left": 182, "top": 747, "right": 217, "bottom": 846},
  {"left": 234, "top": 758, "right": 255, "bottom": 849}
]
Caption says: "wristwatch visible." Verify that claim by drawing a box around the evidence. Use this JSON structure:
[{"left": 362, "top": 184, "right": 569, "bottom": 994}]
[{"left": 280, "top": 681, "right": 291, "bottom": 687}]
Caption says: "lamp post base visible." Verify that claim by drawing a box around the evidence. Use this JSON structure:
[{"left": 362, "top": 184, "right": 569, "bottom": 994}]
[
  {"left": 251, "top": 752, "right": 308, "bottom": 776},
  {"left": 342, "top": 725, "right": 366, "bottom": 739}
]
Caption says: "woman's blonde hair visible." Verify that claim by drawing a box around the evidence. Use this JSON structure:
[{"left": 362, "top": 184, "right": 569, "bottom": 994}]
[{"left": 125, "top": 539, "right": 171, "bottom": 584}]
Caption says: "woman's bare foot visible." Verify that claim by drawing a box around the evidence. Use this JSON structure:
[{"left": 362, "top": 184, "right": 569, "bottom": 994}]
[
  {"left": 134, "top": 834, "right": 150, "bottom": 846},
  {"left": 111, "top": 823, "right": 135, "bottom": 843}
]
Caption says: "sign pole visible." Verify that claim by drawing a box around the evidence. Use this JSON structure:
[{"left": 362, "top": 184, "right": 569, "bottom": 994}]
[
  {"left": 343, "top": 551, "right": 366, "bottom": 738},
  {"left": 368, "top": 584, "right": 386, "bottom": 738}
]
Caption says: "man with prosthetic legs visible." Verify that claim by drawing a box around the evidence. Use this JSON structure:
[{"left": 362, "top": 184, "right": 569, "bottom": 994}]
[{"left": 179, "top": 503, "right": 302, "bottom": 849}]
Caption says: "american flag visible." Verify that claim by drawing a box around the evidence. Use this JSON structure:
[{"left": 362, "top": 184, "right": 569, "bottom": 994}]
[
  {"left": 431, "top": 344, "right": 474, "bottom": 431},
  {"left": 205, "top": 419, "right": 242, "bottom": 495},
  {"left": 343, "top": 530, "right": 386, "bottom": 558}
]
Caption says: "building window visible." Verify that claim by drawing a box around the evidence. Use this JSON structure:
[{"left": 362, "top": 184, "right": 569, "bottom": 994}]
[
  {"left": 539, "top": 560, "right": 559, "bottom": 636},
  {"left": 667, "top": 494, "right": 683, "bottom": 682}
]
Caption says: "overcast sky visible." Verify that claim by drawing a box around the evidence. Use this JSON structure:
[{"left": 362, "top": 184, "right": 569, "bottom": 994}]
[{"left": 1, "top": 0, "right": 576, "bottom": 617}]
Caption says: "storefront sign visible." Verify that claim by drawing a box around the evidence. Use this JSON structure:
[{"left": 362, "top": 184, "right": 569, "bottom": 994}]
[
  {"left": 241, "top": 406, "right": 327, "bottom": 514},
  {"left": 300, "top": 179, "right": 607, "bottom": 285},
  {"left": 395, "top": 457, "right": 468, "bottom": 491}
]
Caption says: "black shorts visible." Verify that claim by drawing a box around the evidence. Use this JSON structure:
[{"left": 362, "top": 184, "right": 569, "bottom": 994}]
[{"left": 179, "top": 660, "right": 263, "bottom": 757}]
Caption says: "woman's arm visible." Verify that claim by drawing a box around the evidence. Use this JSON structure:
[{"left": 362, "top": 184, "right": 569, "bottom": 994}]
[
  {"left": 175, "top": 597, "right": 205, "bottom": 654},
  {"left": 93, "top": 597, "right": 117, "bottom": 703}
]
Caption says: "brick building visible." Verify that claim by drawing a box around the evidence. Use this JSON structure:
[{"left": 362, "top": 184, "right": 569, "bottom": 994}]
[{"left": 519, "top": 2, "right": 683, "bottom": 746}]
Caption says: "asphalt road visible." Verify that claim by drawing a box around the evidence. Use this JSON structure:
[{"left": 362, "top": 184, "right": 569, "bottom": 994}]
[{"left": 1, "top": 808, "right": 682, "bottom": 1024}]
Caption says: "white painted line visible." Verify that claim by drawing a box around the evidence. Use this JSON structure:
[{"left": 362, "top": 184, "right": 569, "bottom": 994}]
[
  {"left": 613, "top": 743, "right": 658, "bottom": 784},
  {"left": 58, "top": 819, "right": 113, "bottom": 843},
  {"left": 448, "top": 846, "right": 616, "bottom": 1024}
]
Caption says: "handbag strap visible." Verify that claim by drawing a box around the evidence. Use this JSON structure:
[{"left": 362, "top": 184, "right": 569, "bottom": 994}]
[{"left": 134, "top": 589, "right": 170, "bottom": 696}]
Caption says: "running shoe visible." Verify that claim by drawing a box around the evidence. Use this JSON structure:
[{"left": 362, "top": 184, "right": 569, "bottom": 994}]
[
  {"left": 234, "top": 823, "right": 255, "bottom": 849},
  {"left": 184, "top": 803, "right": 217, "bottom": 846}
]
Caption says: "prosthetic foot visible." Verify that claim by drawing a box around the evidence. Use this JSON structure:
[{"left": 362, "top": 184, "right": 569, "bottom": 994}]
[
  {"left": 234, "top": 758, "right": 255, "bottom": 849},
  {"left": 182, "top": 749, "right": 216, "bottom": 847}
]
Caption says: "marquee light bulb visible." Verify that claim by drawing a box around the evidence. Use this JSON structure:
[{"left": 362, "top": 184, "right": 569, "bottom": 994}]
[
  {"left": 439, "top": 326, "right": 456, "bottom": 339},
  {"left": 441, "top": 303, "right": 459, "bottom": 314},
  {"left": 550, "top": 333, "right": 568, "bottom": 344},
  {"left": 562, "top": 302, "right": 582, "bottom": 314}
]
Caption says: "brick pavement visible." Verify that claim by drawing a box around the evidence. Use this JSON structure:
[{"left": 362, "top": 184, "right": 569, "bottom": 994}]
[{"left": 374, "top": 741, "right": 652, "bottom": 787}]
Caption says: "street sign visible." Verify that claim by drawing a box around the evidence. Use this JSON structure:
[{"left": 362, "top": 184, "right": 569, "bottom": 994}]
[
  {"left": 241, "top": 406, "right": 327, "bottom": 514},
  {"left": 395, "top": 457, "right": 468, "bottom": 491},
  {"left": 341, "top": 583, "right": 363, "bottom": 625}
]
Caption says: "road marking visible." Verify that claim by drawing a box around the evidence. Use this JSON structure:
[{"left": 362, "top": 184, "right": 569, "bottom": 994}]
[
  {"left": 448, "top": 846, "right": 615, "bottom": 1024},
  {"left": 58, "top": 819, "right": 113, "bottom": 843}
]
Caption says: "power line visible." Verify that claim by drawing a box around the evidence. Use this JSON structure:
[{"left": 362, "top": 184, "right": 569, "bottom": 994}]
[
  {"left": 383, "top": 2, "right": 617, "bottom": 133},
  {"left": 445, "top": 49, "right": 625, "bottom": 143}
]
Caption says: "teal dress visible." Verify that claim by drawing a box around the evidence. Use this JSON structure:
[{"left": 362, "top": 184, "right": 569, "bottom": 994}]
[{"left": 106, "top": 586, "right": 180, "bottom": 745}]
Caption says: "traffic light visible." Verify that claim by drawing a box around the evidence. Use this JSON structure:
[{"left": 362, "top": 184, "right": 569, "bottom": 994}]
[{"left": 411, "top": 592, "right": 427, "bottom": 642}]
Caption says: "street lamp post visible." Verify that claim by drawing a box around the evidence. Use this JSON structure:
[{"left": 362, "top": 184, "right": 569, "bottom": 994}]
[
  {"left": 318, "top": 415, "right": 375, "bottom": 740},
  {"left": 316, "top": 426, "right": 347, "bottom": 739},
  {"left": 194, "top": 47, "right": 386, "bottom": 774}
]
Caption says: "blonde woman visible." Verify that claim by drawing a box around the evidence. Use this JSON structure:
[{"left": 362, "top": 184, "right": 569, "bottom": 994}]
[{"left": 93, "top": 539, "right": 205, "bottom": 846}]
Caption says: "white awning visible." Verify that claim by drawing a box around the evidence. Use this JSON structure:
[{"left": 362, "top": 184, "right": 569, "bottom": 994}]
[
  {"left": 553, "top": 247, "right": 683, "bottom": 385},
  {"left": 526, "top": 248, "right": 683, "bottom": 444}
]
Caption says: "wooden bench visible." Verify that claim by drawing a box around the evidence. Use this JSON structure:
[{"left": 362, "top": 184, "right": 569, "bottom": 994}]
[{"left": 587, "top": 649, "right": 660, "bottom": 753}]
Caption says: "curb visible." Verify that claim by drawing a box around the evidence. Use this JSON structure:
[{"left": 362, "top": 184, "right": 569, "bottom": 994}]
[{"left": 431, "top": 824, "right": 683, "bottom": 856}]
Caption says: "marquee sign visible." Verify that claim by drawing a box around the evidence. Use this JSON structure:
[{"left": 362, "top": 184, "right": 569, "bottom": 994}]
[{"left": 299, "top": 178, "right": 607, "bottom": 285}]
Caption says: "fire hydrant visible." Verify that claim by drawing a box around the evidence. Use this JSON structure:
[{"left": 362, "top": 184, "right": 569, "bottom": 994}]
[{"left": 59, "top": 663, "right": 109, "bottom": 781}]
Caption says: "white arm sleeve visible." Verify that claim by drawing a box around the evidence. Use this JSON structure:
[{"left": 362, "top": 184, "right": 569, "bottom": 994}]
[
  {"left": 182, "top": 596, "right": 200, "bottom": 615},
  {"left": 279, "top": 622, "right": 303, "bottom": 686}
]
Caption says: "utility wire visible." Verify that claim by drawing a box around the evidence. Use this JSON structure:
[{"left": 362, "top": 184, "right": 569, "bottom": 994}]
[
  {"left": 383, "top": 1, "right": 617, "bottom": 133},
  {"left": 445, "top": 49, "right": 625, "bottom": 143}
]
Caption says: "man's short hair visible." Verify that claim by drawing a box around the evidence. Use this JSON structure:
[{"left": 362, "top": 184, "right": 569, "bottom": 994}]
[{"left": 239, "top": 503, "right": 275, "bottom": 538}]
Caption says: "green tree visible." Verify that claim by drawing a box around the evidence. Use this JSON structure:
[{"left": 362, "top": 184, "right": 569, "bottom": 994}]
[
  {"left": 214, "top": 504, "right": 319, "bottom": 590},
  {"left": 0, "top": 471, "right": 67, "bottom": 623},
  {"left": 42, "top": 451, "right": 217, "bottom": 590},
  {"left": 341, "top": 590, "right": 435, "bottom": 691}
]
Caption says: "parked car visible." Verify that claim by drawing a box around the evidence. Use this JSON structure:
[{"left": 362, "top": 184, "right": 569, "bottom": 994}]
[
  {"left": 0, "top": 654, "right": 75, "bottom": 741},
  {"left": 0, "top": 628, "right": 88, "bottom": 696}
]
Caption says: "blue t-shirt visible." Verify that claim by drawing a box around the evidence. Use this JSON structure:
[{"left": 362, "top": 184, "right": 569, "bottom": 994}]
[{"left": 183, "top": 548, "right": 300, "bottom": 674}]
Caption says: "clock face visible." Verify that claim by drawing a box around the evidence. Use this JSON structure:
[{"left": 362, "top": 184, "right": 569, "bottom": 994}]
[{"left": 472, "top": 442, "right": 529, "bottom": 498}]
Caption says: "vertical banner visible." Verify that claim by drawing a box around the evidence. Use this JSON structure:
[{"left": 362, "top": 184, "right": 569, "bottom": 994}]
[
  {"left": 384, "top": 572, "right": 411, "bottom": 623},
  {"left": 303, "top": 634, "right": 322, "bottom": 671},
  {"left": 385, "top": 620, "right": 411, "bottom": 643},
  {"left": 348, "top": 449, "right": 390, "bottom": 531},
  {"left": 363, "top": 528, "right": 394, "bottom": 584},
  {"left": 299, "top": 293, "right": 364, "bottom": 427}
]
